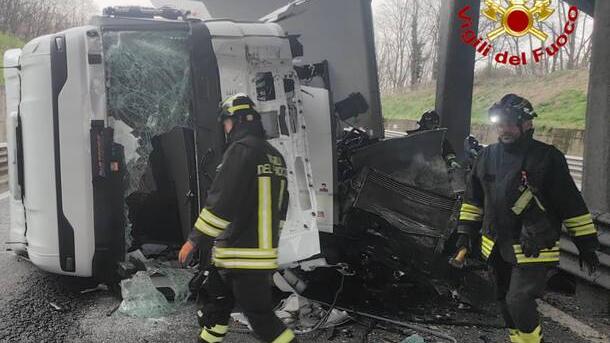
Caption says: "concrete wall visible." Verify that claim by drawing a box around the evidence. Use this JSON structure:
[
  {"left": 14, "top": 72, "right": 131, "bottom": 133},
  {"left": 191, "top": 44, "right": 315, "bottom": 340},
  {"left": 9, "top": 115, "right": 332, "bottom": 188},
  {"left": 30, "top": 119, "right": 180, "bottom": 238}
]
[
  {"left": 0, "top": 88, "right": 6, "bottom": 143},
  {"left": 385, "top": 119, "right": 585, "bottom": 157}
]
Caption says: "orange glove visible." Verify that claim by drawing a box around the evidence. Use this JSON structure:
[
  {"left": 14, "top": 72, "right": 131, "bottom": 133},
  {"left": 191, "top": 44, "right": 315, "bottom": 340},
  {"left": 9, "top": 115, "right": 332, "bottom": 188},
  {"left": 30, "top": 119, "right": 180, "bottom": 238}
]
[{"left": 179, "top": 240, "right": 196, "bottom": 266}]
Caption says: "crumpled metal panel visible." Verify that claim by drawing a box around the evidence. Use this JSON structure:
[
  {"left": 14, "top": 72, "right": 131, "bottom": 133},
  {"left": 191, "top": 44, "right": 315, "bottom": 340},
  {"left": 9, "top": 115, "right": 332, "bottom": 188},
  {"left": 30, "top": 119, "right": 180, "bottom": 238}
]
[
  {"left": 339, "top": 130, "right": 461, "bottom": 276},
  {"left": 349, "top": 129, "right": 455, "bottom": 197},
  {"left": 347, "top": 167, "right": 459, "bottom": 274}
]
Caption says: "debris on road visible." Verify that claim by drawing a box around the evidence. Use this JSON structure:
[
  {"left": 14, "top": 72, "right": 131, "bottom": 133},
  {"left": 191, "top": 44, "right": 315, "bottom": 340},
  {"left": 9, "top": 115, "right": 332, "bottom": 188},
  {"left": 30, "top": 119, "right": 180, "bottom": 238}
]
[
  {"left": 49, "top": 302, "right": 67, "bottom": 312},
  {"left": 119, "top": 271, "right": 171, "bottom": 318},
  {"left": 274, "top": 293, "right": 351, "bottom": 332},
  {"left": 118, "top": 262, "right": 194, "bottom": 318},
  {"left": 80, "top": 284, "right": 109, "bottom": 295},
  {"left": 401, "top": 334, "right": 425, "bottom": 343}
]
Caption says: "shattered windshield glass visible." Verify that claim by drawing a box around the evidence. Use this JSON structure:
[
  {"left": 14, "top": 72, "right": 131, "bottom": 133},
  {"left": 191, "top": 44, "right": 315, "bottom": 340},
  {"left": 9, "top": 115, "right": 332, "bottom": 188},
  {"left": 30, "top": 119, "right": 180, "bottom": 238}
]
[{"left": 103, "top": 30, "right": 193, "bottom": 195}]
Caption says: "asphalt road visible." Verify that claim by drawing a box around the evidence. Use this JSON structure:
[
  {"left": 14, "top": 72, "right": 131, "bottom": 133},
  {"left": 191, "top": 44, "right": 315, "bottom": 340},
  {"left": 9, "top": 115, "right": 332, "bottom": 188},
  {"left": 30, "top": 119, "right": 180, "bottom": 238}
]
[{"left": 1, "top": 195, "right": 609, "bottom": 343}]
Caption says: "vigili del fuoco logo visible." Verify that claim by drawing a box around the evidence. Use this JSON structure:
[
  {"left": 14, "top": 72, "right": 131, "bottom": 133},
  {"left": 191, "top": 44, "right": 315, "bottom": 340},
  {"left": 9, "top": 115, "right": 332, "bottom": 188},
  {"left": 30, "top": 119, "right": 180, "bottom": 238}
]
[{"left": 458, "top": 0, "right": 579, "bottom": 66}]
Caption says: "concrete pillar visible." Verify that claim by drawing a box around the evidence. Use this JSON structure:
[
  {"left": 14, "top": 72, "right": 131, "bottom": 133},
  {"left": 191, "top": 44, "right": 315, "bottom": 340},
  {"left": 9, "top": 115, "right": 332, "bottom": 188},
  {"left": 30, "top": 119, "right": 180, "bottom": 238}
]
[
  {"left": 435, "top": 0, "right": 480, "bottom": 159},
  {"left": 583, "top": 0, "right": 610, "bottom": 213}
]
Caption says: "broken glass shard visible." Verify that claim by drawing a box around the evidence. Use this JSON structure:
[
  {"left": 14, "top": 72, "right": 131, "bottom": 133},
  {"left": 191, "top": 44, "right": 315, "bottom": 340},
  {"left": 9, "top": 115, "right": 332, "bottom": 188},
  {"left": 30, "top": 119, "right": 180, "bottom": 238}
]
[{"left": 119, "top": 271, "right": 171, "bottom": 318}]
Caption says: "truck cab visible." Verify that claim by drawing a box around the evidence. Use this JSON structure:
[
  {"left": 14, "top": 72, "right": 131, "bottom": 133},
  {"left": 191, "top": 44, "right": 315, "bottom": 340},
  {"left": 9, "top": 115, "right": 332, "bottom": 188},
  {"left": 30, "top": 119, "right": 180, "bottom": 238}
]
[{"left": 3, "top": 13, "right": 333, "bottom": 279}]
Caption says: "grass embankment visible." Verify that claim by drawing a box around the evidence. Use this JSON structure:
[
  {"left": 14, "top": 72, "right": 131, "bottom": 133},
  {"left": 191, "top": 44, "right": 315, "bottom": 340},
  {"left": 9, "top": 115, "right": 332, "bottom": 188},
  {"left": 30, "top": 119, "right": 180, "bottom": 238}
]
[
  {"left": 0, "top": 32, "right": 25, "bottom": 86},
  {"left": 382, "top": 69, "right": 590, "bottom": 130}
]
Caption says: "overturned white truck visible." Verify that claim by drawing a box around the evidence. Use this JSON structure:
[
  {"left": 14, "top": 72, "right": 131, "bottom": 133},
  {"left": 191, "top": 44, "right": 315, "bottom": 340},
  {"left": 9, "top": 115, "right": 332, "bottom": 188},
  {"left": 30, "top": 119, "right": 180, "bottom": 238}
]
[{"left": 3, "top": 3, "right": 460, "bottom": 285}]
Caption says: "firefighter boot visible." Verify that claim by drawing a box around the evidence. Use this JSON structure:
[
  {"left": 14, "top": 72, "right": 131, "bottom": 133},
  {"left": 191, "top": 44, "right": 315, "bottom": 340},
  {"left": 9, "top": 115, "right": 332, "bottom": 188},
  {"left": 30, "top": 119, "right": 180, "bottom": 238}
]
[
  {"left": 518, "top": 325, "right": 543, "bottom": 343},
  {"left": 199, "top": 324, "right": 229, "bottom": 343},
  {"left": 509, "top": 328, "right": 522, "bottom": 343}
]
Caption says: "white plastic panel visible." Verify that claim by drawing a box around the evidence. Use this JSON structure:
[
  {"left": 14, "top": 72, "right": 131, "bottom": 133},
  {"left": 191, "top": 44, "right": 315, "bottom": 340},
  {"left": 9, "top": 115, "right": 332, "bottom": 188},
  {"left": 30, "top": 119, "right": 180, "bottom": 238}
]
[
  {"left": 18, "top": 27, "right": 97, "bottom": 277},
  {"left": 300, "top": 86, "right": 334, "bottom": 233},
  {"left": 56, "top": 27, "right": 98, "bottom": 276},
  {"left": 19, "top": 35, "right": 62, "bottom": 273},
  {"left": 209, "top": 21, "right": 321, "bottom": 264}
]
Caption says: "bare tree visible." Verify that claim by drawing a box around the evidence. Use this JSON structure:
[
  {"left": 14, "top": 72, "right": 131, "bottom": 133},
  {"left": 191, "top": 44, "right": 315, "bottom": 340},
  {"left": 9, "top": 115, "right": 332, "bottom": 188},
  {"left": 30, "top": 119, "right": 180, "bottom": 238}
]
[
  {"left": 409, "top": 0, "right": 424, "bottom": 89},
  {"left": 0, "top": 0, "right": 97, "bottom": 41},
  {"left": 375, "top": 0, "right": 442, "bottom": 93}
]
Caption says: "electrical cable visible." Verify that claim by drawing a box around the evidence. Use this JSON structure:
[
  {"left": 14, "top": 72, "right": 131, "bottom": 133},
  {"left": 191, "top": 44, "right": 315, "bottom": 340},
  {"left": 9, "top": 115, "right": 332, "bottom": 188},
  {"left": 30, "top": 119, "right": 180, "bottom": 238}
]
[
  {"left": 307, "top": 298, "right": 459, "bottom": 343},
  {"left": 293, "top": 270, "right": 345, "bottom": 334},
  {"left": 228, "top": 268, "right": 347, "bottom": 336}
]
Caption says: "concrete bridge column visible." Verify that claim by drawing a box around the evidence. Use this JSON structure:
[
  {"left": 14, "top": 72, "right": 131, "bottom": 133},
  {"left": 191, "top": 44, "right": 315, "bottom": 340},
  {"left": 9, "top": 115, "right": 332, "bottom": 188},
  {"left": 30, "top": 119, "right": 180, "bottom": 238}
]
[
  {"left": 583, "top": 0, "right": 610, "bottom": 213},
  {"left": 435, "top": 0, "right": 481, "bottom": 159}
]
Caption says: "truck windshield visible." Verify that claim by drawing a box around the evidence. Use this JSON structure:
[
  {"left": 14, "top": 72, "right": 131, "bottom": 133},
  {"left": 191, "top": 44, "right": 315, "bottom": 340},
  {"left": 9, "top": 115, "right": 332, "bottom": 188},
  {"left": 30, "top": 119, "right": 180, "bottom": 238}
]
[
  {"left": 103, "top": 30, "right": 193, "bottom": 193},
  {"left": 103, "top": 29, "right": 196, "bottom": 246}
]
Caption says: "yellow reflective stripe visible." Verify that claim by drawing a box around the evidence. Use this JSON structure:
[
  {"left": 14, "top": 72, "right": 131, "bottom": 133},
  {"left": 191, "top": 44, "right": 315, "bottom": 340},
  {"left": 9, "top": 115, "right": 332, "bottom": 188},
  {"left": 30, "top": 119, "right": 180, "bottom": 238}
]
[
  {"left": 513, "top": 243, "right": 560, "bottom": 254},
  {"left": 460, "top": 203, "right": 483, "bottom": 221},
  {"left": 222, "top": 94, "right": 239, "bottom": 107},
  {"left": 481, "top": 236, "right": 495, "bottom": 258},
  {"left": 228, "top": 104, "right": 251, "bottom": 113},
  {"left": 209, "top": 324, "right": 228, "bottom": 335},
  {"left": 564, "top": 213, "right": 592, "bottom": 227},
  {"left": 516, "top": 252, "right": 560, "bottom": 264},
  {"left": 570, "top": 224, "right": 597, "bottom": 237},
  {"left": 461, "top": 203, "right": 483, "bottom": 214},
  {"left": 214, "top": 247, "right": 278, "bottom": 259},
  {"left": 201, "top": 209, "right": 230, "bottom": 229},
  {"left": 564, "top": 213, "right": 597, "bottom": 237},
  {"left": 278, "top": 179, "right": 286, "bottom": 211},
  {"left": 518, "top": 325, "right": 542, "bottom": 343},
  {"left": 258, "top": 176, "right": 273, "bottom": 249},
  {"left": 460, "top": 212, "right": 481, "bottom": 221},
  {"left": 512, "top": 188, "right": 534, "bottom": 215},
  {"left": 272, "top": 329, "right": 296, "bottom": 343},
  {"left": 200, "top": 330, "right": 224, "bottom": 343},
  {"left": 195, "top": 218, "right": 223, "bottom": 238},
  {"left": 213, "top": 258, "right": 278, "bottom": 270}
]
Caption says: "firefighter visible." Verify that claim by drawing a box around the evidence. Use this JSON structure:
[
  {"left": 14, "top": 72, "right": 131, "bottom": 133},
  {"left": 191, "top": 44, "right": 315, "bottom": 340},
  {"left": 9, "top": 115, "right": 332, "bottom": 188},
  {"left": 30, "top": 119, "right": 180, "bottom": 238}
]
[
  {"left": 455, "top": 94, "right": 600, "bottom": 343},
  {"left": 178, "top": 94, "right": 295, "bottom": 343},
  {"left": 408, "top": 110, "right": 460, "bottom": 169}
]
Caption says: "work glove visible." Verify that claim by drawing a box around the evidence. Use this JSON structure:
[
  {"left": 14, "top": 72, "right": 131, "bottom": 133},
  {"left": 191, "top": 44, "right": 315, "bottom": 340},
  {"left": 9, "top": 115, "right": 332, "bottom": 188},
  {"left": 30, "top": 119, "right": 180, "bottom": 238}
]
[
  {"left": 519, "top": 237, "right": 540, "bottom": 258},
  {"left": 574, "top": 235, "right": 601, "bottom": 275},
  {"left": 579, "top": 250, "right": 600, "bottom": 275},
  {"left": 455, "top": 233, "right": 472, "bottom": 251},
  {"left": 179, "top": 240, "right": 197, "bottom": 266}
]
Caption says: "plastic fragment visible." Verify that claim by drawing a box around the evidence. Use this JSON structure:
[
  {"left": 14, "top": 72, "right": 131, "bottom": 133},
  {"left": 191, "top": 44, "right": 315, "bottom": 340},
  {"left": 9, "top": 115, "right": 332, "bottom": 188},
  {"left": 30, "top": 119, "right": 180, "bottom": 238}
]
[
  {"left": 49, "top": 302, "right": 66, "bottom": 312},
  {"left": 80, "top": 284, "right": 109, "bottom": 294},
  {"left": 401, "top": 334, "right": 425, "bottom": 343}
]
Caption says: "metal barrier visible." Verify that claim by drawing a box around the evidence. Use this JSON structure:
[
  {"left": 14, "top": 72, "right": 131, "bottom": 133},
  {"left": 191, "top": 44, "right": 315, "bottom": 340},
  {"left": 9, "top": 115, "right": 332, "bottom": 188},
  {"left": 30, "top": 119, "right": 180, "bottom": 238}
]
[
  {"left": 384, "top": 130, "right": 585, "bottom": 188},
  {"left": 560, "top": 213, "right": 610, "bottom": 290}
]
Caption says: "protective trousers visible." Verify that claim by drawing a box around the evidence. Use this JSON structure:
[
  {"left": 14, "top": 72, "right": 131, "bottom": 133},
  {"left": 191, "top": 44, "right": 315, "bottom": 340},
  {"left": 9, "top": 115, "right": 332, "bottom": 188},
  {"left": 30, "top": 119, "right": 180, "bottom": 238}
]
[
  {"left": 197, "top": 268, "right": 296, "bottom": 343},
  {"left": 489, "top": 251, "right": 548, "bottom": 343}
]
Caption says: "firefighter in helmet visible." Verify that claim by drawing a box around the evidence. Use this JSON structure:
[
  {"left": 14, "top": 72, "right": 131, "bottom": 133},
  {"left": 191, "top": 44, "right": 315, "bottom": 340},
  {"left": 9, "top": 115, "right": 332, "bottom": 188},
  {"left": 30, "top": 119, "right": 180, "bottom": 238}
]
[
  {"left": 455, "top": 94, "right": 600, "bottom": 343},
  {"left": 408, "top": 110, "right": 460, "bottom": 169},
  {"left": 179, "top": 94, "right": 295, "bottom": 343}
]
